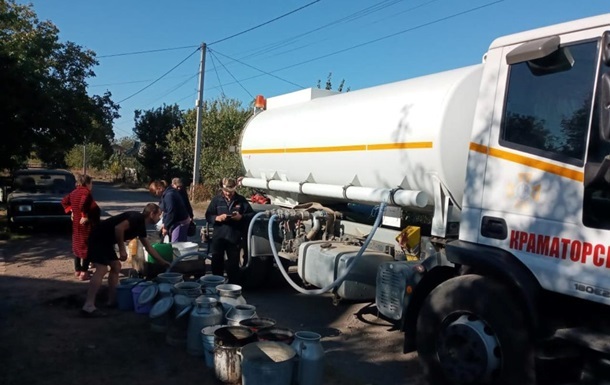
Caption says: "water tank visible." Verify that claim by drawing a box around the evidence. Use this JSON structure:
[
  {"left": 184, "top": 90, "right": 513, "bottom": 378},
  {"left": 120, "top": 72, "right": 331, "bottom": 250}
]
[{"left": 240, "top": 65, "right": 483, "bottom": 208}]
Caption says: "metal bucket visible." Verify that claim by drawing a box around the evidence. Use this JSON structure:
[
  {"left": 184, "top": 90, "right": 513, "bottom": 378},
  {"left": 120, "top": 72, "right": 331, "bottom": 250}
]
[
  {"left": 226, "top": 304, "right": 257, "bottom": 326},
  {"left": 156, "top": 272, "right": 184, "bottom": 284},
  {"left": 256, "top": 327, "right": 295, "bottom": 345},
  {"left": 239, "top": 317, "right": 276, "bottom": 333},
  {"left": 214, "top": 326, "right": 256, "bottom": 383},
  {"left": 174, "top": 281, "right": 202, "bottom": 298},
  {"left": 240, "top": 341, "right": 296, "bottom": 385},
  {"left": 201, "top": 324, "right": 227, "bottom": 368}
]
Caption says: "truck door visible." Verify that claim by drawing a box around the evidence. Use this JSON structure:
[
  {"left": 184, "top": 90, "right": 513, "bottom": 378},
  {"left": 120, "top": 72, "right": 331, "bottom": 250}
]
[{"left": 476, "top": 31, "right": 610, "bottom": 304}]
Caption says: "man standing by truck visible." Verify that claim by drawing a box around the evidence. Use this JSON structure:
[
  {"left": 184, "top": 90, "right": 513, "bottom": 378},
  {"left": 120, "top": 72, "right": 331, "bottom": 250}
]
[{"left": 205, "top": 177, "right": 254, "bottom": 284}]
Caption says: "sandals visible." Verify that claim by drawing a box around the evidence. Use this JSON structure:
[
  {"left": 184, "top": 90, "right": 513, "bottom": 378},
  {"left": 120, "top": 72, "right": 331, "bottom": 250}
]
[{"left": 80, "top": 308, "right": 107, "bottom": 318}]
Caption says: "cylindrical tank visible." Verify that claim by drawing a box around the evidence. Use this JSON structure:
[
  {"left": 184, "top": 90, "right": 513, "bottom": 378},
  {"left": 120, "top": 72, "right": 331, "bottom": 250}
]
[
  {"left": 291, "top": 331, "right": 325, "bottom": 385},
  {"left": 186, "top": 296, "right": 223, "bottom": 356},
  {"left": 240, "top": 65, "right": 483, "bottom": 208}
]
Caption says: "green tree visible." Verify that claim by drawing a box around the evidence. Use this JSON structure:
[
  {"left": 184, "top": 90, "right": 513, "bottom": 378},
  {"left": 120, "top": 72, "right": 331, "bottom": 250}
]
[
  {"left": 133, "top": 104, "right": 185, "bottom": 181},
  {"left": 0, "top": 0, "right": 119, "bottom": 170},
  {"left": 166, "top": 97, "right": 249, "bottom": 197},
  {"left": 64, "top": 143, "right": 106, "bottom": 171}
]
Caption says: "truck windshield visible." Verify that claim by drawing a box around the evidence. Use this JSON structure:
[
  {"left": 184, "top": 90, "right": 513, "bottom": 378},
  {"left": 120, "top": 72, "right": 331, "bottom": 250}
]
[{"left": 500, "top": 40, "right": 598, "bottom": 166}]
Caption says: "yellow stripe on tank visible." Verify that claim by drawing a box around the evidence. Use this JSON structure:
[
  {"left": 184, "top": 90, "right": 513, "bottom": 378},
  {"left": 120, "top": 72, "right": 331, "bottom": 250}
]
[{"left": 241, "top": 141, "right": 433, "bottom": 155}]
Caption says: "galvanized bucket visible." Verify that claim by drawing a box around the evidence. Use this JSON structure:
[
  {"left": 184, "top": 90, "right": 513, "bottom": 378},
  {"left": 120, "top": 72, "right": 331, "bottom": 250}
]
[
  {"left": 240, "top": 341, "right": 296, "bottom": 385},
  {"left": 213, "top": 326, "right": 256, "bottom": 383}
]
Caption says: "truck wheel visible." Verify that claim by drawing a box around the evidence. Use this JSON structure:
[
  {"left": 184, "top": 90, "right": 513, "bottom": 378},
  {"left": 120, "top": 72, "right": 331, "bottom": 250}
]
[{"left": 416, "top": 275, "right": 535, "bottom": 385}]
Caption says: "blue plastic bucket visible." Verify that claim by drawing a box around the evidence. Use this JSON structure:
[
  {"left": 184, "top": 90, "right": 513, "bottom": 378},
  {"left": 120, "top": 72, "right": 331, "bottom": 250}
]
[
  {"left": 132, "top": 281, "right": 155, "bottom": 314},
  {"left": 117, "top": 278, "right": 142, "bottom": 311}
]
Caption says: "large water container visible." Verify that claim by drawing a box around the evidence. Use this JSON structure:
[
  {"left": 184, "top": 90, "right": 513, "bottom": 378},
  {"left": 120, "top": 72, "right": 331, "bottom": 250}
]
[
  {"left": 240, "top": 65, "right": 483, "bottom": 209},
  {"left": 186, "top": 296, "right": 223, "bottom": 356},
  {"left": 291, "top": 331, "right": 325, "bottom": 385},
  {"left": 241, "top": 341, "right": 297, "bottom": 385}
]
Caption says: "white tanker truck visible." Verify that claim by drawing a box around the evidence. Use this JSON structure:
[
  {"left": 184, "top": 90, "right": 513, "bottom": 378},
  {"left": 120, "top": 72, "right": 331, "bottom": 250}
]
[{"left": 238, "top": 13, "right": 610, "bottom": 384}]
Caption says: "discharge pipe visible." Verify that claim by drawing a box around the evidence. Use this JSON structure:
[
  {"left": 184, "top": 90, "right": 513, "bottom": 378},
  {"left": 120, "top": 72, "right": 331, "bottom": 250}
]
[{"left": 267, "top": 202, "right": 387, "bottom": 295}]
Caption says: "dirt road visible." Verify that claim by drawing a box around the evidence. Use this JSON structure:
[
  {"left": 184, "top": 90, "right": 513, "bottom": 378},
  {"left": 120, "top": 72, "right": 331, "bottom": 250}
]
[{"left": 0, "top": 182, "right": 425, "bottom": 385}]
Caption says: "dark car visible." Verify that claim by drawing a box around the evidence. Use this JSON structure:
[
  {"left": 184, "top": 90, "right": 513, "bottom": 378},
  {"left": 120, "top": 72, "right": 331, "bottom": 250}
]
[{"left": 6, "top": 168, "right": 75, "bottom": 231}]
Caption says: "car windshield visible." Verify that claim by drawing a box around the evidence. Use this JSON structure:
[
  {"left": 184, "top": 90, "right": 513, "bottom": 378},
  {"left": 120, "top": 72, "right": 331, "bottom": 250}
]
[{"left": 13, "top": 172, "right": 75, "bottom": 193}]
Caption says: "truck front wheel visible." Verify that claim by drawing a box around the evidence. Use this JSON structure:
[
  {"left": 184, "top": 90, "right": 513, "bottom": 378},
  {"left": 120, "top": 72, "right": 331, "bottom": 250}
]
[{"left": 416, "top": 274, "right": 535, "bottom": 385}]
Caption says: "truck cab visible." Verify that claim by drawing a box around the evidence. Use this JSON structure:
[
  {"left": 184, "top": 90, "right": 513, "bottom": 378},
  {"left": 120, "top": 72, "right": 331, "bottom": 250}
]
[{"left": 414, "top": 15, "right": 610, "bottom": 384}]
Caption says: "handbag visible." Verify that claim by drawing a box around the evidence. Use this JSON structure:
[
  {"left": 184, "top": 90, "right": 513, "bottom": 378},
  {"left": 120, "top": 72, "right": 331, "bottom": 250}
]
[{"left": 187, "top": 221, "right": 197, "bottom": 236}]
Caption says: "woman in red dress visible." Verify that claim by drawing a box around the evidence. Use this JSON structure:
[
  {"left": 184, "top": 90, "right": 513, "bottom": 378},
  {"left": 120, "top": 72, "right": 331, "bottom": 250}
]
[{"left": 61, "top": 174, "right": 101, "bottom": 280}]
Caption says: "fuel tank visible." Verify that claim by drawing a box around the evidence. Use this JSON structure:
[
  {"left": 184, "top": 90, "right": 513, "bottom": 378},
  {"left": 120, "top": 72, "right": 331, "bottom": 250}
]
[{"left": 240, "top": 64, "right": 483, "bottom": 208}]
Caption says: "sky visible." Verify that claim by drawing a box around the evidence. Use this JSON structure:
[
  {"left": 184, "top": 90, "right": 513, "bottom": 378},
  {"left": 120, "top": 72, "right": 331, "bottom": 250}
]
[{"left": 17, "top": 0, "right": 610, "bottom": 139}]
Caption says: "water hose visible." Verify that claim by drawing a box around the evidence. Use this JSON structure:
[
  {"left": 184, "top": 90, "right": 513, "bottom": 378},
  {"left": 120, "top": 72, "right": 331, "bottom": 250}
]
[
  {"left": 267, "top": 202, "right": 387, "bottom": 295},
  {"left": 239, "top": 211, "right": 268, "bottom": 271},
  {"left": 166, "top": 251, "right": 210, "bottom": 272}
]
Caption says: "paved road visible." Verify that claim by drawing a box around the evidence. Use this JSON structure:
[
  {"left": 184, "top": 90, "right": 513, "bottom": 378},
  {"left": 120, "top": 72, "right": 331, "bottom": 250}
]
[{"left": 92, "top": 181, "right": 425, "bottom": 385}]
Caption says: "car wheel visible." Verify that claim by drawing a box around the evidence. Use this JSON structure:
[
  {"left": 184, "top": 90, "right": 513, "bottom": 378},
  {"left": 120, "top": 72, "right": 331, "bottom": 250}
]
[{"left": 416, "top": 274, "right": 535, "bottom": 385}]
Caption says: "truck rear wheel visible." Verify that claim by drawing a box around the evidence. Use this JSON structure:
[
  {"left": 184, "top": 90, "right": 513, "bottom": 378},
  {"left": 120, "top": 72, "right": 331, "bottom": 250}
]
[{"left": 416, "top": 274, "right": 535, "bottom": 385}]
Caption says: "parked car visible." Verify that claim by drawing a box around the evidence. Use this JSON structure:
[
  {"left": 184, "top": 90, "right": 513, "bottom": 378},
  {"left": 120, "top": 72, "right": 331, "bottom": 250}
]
[{"left": 6, "top": 168, "right": 75, "bottom": 231}]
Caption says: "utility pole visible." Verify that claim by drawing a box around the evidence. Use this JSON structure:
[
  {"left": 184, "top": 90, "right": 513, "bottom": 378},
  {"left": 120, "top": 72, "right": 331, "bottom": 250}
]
[
  {"left": 192, "top": 43, "right": 206, "bottom": 196},
  {"left": 82, "top": 143, "right": 87, "bottom": 175}
]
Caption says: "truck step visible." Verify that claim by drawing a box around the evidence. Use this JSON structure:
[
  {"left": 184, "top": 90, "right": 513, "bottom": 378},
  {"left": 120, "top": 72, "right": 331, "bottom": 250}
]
[{"left": 554, "top": 327, "right": 610, "bottom": 355}]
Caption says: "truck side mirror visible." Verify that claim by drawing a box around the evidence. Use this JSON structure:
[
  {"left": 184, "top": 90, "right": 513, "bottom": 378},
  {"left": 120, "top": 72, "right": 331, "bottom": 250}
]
[
  {"left": 506, "top": 35, "right": 560, "bottom": 65},
  {"left": 506, "top": 35, "right": 574, "bottom": 75}
]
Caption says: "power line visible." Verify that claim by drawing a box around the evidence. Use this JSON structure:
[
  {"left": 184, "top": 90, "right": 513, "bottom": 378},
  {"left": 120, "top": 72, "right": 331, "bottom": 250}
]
[
  {"left": 117, "top": 47, "right": 200, "bottom": 104},
  {"left": 98, "top": 45, "right": 199, "bottom": 59},
  {"left": 208, "top": 0, "right": 321, "bottom": 46},
  {"left": 208, "top": 49, "right": 254, "bottom": 99},
  {"left": 208, "top": 51, "right": 226, "bottom": 97},
  {"left": 89, "top": 73, "right": 194, "bottom": 88},
  {"left": 144, "top": 72, "right": 199, "bottom": 107},
  {"left": 210, "top": 49, "right": 304, "bottom": 89},
  {"left": 96, "top": 0, "right": 320, "bottom": 59},
  {"left": 237, "top": 0, "right": 407, "bottom": 60},
  {"left": 269, "top": 1, "right": 503, "bottom": 73},
  {"left": 199, "top": 1, "right": 502, "bottom": 92}
]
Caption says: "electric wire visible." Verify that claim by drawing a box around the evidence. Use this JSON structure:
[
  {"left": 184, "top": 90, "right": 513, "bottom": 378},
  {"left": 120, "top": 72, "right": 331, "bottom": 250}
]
[
  {"left": 123, "top": 1, "right": 500, "bottom": 109},
  {"left": 144, "top": 72, "right": 199, "bottom": 107},
  {"left": 98, "top": 0, "right": 321, "bottom": 59},
  {"left": 209, "top": 49, "right": 304, "bottom": 89},
  {"left": 98, "top": 45, "right": 198, "bottom": 58},
  {"left": 117, "top": 47, "right": 200, "bottom": 104},
  {"left": 266, "top": 1, "right": 503, "bottom": 73},
  {"left": 89, "top": 73, "right": 195, "bottom": 88},
  {"left": 208, "top": 50, "right": 226, "bottom": 97},
  {"left": 188, "top": 1, "right": 502, "bottom": 93},
  {"left": 254, "top": 0, "right": 441, "bottom": 61},
  {"left": 238, "top": 0, "right": 407, "bottom": 60},
  {"left": 208, "top": 0, "right": 321, "bottom": 46},
  {"left": 207, "top": 49, "right": 254, "bottom": 100}
]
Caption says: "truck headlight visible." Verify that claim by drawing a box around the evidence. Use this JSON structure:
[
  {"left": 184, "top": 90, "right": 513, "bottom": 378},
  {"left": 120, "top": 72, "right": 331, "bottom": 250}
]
[{"left": 18, "top": 205, "right": 32, "bottom": 212}]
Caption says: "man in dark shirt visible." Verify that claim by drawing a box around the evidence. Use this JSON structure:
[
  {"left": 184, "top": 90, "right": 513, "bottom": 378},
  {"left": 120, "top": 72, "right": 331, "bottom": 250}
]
[
  {"left": 81, "top": 203, "right": 169, "bottom": 317},
  {"left": 205, "top": 177, "right": 254, "bottom": 284}
]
